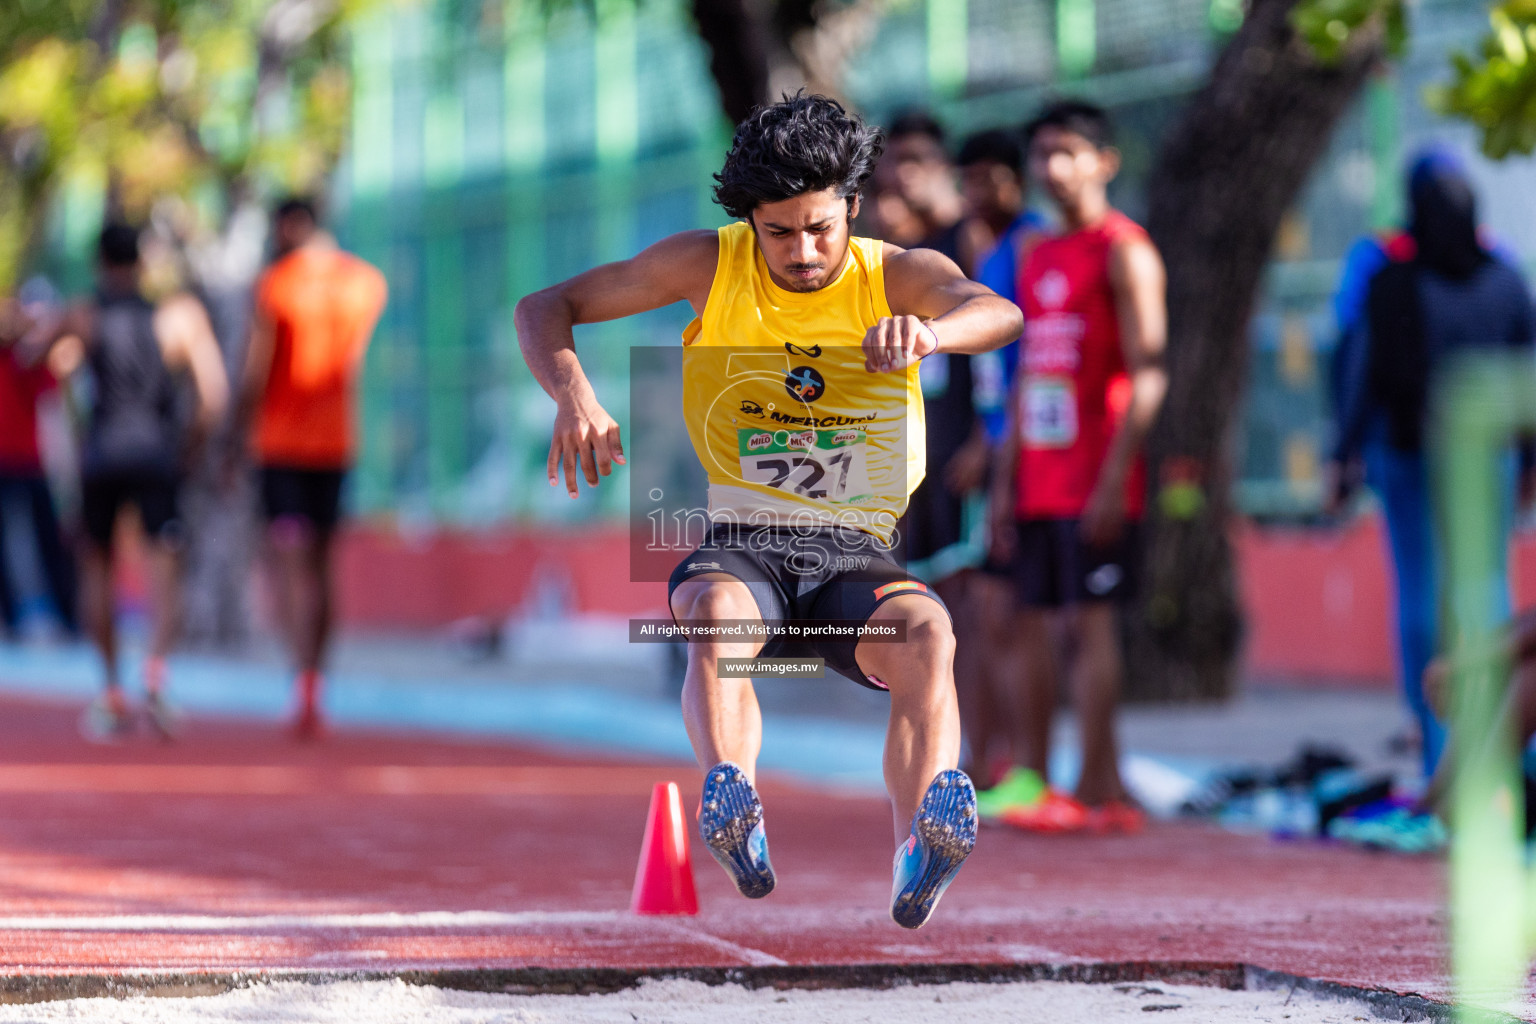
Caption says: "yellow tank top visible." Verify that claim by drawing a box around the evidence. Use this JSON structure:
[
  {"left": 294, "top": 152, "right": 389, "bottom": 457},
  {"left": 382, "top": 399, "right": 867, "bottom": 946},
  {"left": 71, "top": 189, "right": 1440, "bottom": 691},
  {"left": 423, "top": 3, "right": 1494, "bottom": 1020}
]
[{"left": 681, "top": 221, "right": 926, "bottom": 543}]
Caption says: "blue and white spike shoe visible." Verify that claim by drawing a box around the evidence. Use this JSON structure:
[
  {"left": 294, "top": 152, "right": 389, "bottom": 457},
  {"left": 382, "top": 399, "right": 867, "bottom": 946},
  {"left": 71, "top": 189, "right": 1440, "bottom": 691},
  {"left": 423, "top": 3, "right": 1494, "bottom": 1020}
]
[
  {"left": 699, "top": 761, "right": 776, "bottom": 899},
  {"left": 890, "top": 768, "right": 977, "bottom": 929}
]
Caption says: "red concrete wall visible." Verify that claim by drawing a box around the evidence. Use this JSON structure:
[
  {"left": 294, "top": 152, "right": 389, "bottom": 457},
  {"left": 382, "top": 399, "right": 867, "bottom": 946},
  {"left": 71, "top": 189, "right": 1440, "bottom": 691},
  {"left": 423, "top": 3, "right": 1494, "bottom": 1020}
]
[
  {"left": 331, "top": 517, "right": 1536, "bottom": 686},
  {"left": 334, "top": 524, "right": 662, "bottom": 627},
  {"left": 1236, "top": 518, "right": 1536, "bottom": 685},
  {"left": 1235, "top": 519, "right": 1395, "bottom": 683}
]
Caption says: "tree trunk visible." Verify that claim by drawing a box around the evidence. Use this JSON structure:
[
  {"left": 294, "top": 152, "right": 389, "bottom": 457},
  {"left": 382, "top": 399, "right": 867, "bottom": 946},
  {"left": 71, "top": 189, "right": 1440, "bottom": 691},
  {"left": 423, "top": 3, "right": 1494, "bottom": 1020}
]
[
  {"left": 689, "top": 0, "right": 772, "bottom": 123},
  {"left": 689, "top": 0, "right": 888, "bottom": 123},
  {"left": 176, "top": 198, "right": 268, "bottom": 649},
  {"left": 1130, "top": 0, "right": 1381, "bottom": 701}
]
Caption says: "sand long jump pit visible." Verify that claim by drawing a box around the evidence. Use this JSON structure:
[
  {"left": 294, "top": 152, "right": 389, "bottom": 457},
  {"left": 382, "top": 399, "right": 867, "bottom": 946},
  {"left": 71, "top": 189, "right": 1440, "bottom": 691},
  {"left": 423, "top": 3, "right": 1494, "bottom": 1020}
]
[{"left": 0, "top": 964, "right": 1464, "bottom": 1023}]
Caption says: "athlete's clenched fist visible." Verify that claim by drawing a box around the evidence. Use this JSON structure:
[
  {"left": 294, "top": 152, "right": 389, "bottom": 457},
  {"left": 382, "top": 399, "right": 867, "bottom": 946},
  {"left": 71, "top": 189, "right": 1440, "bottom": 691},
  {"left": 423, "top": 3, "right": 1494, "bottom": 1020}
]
[{"left": 862, "top": 314, "right": 939, "bottom": 374}]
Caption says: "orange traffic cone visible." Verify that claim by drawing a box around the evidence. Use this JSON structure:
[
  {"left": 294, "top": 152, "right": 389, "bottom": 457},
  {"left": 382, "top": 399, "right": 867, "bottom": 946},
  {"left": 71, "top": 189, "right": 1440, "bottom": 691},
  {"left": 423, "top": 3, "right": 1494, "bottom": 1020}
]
[{"left": 631, "top": 781, "right": 699, "bottom": 915}]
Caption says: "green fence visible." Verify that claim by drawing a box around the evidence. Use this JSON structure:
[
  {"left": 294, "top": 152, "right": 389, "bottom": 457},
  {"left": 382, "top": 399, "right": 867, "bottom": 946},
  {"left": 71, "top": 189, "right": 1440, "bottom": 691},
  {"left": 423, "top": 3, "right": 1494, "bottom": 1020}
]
[
  {"left": 340, "top": 0, "right": 730, "bottom": 525},
  {"left": 334, "top": 0, "right": 1516, "bottom": 527}
]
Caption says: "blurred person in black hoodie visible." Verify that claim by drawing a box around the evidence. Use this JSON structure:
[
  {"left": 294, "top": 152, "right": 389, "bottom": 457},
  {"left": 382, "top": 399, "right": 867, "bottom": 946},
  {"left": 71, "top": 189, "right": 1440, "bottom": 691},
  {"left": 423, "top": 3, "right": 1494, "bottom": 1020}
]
[{"left": 1329, "top": 151, "right": 1535, "bottom": 785}]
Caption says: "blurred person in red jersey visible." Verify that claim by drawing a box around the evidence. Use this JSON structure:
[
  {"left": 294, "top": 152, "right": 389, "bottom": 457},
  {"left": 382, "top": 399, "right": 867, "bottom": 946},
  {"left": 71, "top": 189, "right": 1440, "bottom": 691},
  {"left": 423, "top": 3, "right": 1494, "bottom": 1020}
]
[
  {"left": 949, "top": 129, "right": 1055, "bottom": 818},
  {"left": 0, "top": 293, "right": 78, "bottom": 641},
  {"left": 990, "top": 100, "right": 1167, "bottom": 834}
]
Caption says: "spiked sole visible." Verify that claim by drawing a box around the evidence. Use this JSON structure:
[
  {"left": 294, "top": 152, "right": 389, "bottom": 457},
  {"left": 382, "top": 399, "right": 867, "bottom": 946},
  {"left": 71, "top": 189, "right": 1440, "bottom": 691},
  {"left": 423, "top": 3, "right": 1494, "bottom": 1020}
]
[
  {"left": 699, "top": 762, "right": 775, "bottom": 899},
  {"left": 891, "top": 769, "right": 977, "bottom": 929}
]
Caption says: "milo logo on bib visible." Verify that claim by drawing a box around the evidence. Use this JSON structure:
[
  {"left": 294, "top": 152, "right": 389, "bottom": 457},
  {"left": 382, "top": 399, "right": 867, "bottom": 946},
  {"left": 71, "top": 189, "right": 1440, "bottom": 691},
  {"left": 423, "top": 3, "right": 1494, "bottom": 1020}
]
[{"left": 736, "top": 427, "right": 874, "bottom": 504}]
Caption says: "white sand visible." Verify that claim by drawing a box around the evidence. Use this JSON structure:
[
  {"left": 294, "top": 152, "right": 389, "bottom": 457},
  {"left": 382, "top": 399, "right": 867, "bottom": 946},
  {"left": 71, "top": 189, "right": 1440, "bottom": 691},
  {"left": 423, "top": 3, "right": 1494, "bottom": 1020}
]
[{"left": 0, "top": 977, "right": 1390, "bottom": 1023}]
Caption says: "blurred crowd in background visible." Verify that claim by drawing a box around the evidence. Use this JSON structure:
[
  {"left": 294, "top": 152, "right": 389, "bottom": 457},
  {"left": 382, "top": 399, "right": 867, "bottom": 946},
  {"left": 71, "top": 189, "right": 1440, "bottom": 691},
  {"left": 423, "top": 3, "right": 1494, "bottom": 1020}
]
[{"left": 1, "top": 198, "right": 385, "bottom": 742}]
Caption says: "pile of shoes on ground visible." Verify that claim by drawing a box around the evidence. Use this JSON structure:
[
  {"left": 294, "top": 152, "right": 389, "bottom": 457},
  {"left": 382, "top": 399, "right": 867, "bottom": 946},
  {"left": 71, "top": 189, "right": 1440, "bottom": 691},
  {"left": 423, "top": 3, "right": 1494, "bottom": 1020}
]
[{"left": 1178, "top": 745, "right": 1450, "bottom": 855}]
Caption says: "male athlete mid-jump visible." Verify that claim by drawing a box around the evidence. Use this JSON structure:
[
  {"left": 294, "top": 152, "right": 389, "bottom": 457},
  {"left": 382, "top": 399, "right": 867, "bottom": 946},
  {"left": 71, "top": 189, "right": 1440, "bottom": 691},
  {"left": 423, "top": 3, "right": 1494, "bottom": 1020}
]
[{"left": 515, "top": 94, "right": 1022, "bottom": 928}]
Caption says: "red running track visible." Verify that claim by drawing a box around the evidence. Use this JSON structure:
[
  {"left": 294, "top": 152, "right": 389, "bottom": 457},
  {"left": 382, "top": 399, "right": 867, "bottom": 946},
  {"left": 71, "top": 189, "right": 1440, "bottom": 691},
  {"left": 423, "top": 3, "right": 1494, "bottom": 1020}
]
[{"left": 0, "top": 695, "right": 1456, "bottom": 1003}]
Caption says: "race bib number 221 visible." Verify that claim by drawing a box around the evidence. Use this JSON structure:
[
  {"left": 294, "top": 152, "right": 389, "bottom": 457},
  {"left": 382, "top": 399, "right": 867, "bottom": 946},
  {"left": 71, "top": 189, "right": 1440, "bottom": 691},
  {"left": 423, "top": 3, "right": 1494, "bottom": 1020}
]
[{"left": 737, "top": 427, "right": 872, "bottom": 503}]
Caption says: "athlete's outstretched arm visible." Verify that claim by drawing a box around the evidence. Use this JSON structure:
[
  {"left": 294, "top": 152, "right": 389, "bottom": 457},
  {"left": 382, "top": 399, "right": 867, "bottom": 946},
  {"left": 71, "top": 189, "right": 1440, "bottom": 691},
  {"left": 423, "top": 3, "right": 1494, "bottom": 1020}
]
[
  {"left": 1080, "top": 233, "right": 1167, "bottom": 547},
  {"left": 868, "top": 246, "right": 1024, "bottom": 374},
  {"left": 514, "top": 230, "right": 717, "bottom": 497}
]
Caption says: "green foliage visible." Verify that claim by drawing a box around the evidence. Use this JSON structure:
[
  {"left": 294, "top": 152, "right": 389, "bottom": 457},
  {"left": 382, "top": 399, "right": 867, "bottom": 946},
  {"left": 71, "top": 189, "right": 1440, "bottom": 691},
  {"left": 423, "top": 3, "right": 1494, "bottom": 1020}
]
[
  {"left": 1290, "top": 0, "right": 1408, "bottom": 64},
  {"left": 1427, "top": 1, "right": 1536, "bottom": 158},
  {"left": 0, "top": 0, "right": 377, "bottom": 291},
  {"left": 1208, "top": 0, "right": 1245, "bottom": 37},
  {"left": 1293, "top": 0, "right": 1536, "bottom": 159}
]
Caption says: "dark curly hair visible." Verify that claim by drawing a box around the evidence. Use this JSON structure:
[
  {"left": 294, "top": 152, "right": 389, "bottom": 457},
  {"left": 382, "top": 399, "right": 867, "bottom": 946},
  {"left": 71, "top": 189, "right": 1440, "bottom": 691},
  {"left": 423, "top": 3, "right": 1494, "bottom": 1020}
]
[{"left": 713, "top": 93, "right": 884, "bottom": 221}]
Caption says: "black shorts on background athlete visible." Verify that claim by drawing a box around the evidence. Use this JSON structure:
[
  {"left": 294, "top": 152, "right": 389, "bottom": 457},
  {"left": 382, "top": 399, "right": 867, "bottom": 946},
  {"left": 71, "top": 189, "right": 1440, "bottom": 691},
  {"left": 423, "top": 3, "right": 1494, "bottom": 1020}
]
[
  {"left": 669, "top": 523, "right": 949, "bottom": 690},
  {"left": 1009, "top": 517, "right": 1139, "bottom": 608},
  {"left": 259, "top": 466, "right": 346, "bottom": 534},
  {"left": 82, "top": 472, "right": 182, "bottom": 549}
]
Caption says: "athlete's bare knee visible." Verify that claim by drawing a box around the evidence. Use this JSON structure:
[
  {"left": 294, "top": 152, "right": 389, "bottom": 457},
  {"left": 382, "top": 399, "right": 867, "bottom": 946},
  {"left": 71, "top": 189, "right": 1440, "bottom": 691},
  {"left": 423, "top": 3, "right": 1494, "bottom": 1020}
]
[
  {"left": 862, "top": 599, "right": 953, "bottom": 692},
  {"left": 671, "top": 577, "right": 755, "bottom": 623},
  {"left": 880, "top": 603, "right": 954, "bottom": 665},
  {"left": 675, "top": 581, "right": 762, "bottom": 681},
  {"left": 908, "top": 614, "right": 955, "bottom": 656}
]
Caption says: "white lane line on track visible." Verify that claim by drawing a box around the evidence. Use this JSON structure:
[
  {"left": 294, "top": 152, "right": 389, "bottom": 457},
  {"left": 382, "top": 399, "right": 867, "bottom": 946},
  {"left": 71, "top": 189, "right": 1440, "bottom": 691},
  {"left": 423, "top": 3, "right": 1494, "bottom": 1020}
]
[
  {"left": 0, "top": 910, "right": 628, "bottom": 931},
  {"left": 649, "top": 920, "right": 788, "bottom": 967},
  {"left": 0, "top": 764, "right": 677, "bottom": 797},
  {"left": 0, "top": 910, "right": 791, "bottom": 967}
]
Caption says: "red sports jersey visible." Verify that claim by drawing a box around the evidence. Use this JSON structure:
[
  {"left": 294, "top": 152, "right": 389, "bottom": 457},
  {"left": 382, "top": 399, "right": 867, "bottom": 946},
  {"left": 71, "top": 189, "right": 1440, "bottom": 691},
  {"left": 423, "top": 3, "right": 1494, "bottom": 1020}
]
[
  {"left": 1014, "top": 209, "right": 1146, "bottom": 519},
  {"left": 0, "top": 349, "right": 53, "bottom": 473}
]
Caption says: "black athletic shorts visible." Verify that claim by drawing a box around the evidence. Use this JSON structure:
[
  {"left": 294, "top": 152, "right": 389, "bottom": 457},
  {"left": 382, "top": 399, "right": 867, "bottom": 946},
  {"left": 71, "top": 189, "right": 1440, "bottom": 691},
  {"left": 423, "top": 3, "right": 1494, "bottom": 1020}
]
[
  {"left": 258, "top": 466, "right": 346, "bottom": 534},
  {"left": 1009, "top": 517, "right": 1139, "bottom": 608},
  {"left": 81, "top": 471, "right": 182, "bottom": 550},
  {"left": 894, "top": 472, "right": 966, "bottom": 564},
  {"left": 667, "top": 523, "right": 950, "bottom": 691}
]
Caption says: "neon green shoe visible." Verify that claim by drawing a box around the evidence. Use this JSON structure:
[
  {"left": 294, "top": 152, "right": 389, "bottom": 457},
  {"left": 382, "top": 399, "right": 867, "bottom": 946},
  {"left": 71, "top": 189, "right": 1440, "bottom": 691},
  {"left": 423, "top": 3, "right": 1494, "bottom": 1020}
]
[{"left": 975, "top": 767, "right": 1046, "bottom": 822}]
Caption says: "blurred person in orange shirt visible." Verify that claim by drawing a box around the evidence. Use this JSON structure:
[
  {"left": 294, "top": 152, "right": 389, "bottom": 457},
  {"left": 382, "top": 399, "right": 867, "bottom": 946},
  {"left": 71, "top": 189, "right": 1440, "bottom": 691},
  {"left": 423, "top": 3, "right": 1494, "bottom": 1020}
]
[
  {"left": 233, "top": 197, "right": 386, "bottom": 740},
  {"left": 0, "top": 296, "right": 78, "bottom": 640}
]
